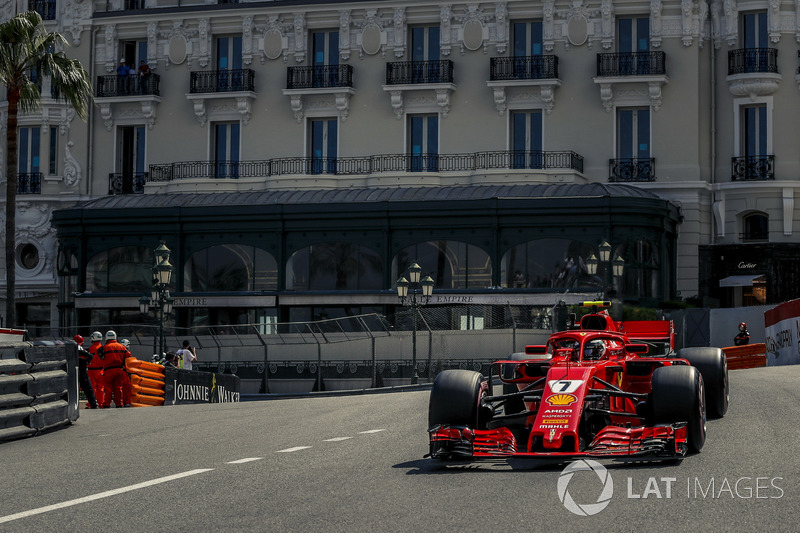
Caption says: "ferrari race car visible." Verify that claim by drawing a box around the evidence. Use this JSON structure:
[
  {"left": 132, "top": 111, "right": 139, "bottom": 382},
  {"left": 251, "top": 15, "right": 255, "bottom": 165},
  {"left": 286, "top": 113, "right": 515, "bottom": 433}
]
[{"left": 428, "top": 302, "right": 729, "bottom": 460}]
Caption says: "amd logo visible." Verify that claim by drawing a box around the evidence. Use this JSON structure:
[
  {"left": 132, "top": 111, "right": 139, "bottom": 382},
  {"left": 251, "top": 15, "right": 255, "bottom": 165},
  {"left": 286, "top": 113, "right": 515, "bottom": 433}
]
[{"left": 738, "top": 262, "right": 757, "bottom": 269}]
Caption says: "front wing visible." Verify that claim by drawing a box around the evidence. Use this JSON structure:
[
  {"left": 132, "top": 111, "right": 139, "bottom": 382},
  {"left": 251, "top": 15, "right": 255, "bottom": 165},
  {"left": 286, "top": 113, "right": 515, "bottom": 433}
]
[{"left": 428, "top": 423, "right": 688, "bottom": 460}]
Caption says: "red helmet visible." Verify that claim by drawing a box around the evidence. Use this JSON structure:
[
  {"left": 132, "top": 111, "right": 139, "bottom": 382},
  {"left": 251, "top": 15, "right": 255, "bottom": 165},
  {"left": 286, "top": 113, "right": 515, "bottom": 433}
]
[
  {"left": 73, "top": 335, "right": 84, "bottom": 344},
  {"left": 739, "top": 322, "right": 747, "bottom": 329}
]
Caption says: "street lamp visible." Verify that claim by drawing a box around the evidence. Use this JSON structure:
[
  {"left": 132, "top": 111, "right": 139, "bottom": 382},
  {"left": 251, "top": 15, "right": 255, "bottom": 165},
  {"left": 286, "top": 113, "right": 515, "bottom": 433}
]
[
  {"left": 586, "top": 242, "right": 625, "bottom": 296},
  {"left": 139, "top": 241, "right": 174, "bottom": 357},
  {"left": 396, "top": 262, "right": 434, "bottom": 384}
]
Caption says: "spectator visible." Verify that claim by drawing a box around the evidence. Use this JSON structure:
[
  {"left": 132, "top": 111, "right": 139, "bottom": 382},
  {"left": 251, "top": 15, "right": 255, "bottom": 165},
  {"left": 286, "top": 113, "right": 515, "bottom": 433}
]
[
  {"left": 176, "top": 339, "right": 198, "bottom": 371},
  {"left": 163, "top": 351, "right": 179, "bottom": 368},
  {"left": 74, "top": 335, "right": 98, "bottom": 409},
  {"left": 86, "top": 331, "right": 106, "bottom": 408},
  {"left": 116, "top": 58, "right": 131, "bottom": 94},
  {"left": 137, "top": 60, "right": 150, "bottom": 93}
]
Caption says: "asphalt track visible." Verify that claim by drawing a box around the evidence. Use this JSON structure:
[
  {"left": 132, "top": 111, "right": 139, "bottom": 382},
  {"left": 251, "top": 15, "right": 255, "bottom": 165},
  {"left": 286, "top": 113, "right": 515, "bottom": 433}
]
[{"left": 0, "top": 365, "right": 797, "bottom": 532}]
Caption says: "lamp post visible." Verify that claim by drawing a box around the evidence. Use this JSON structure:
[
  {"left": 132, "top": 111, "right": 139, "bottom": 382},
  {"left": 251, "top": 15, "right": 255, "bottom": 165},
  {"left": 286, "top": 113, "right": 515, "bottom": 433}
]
[
  {"left": 139, "top": 241, "right": 174, "bottom": 357},
  {"left": 586, "top": 241, "right": 625, "bottom": 297},
  {"left": 396, "top": 262, "right": 434, "bottom": 385}
]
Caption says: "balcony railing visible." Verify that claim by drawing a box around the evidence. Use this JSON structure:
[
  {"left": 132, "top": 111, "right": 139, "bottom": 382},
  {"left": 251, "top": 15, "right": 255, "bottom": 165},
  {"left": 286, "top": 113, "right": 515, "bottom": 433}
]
[
  {"left": 96, "top": 74, "right": 160, "bottom": 97},
  {"left": 189, "top": 69, "right": 255, "bottom": 94},
  {"left": 728, "top": 48, "right": 778, "bottom": 75},
  {"left": 385, "top": 60, "right": 454, "bottom": 85},
  {"left": 124, "top": 0, "right": 144, "bottom": 9},
  {"left": 109, "top": 172, "right": 148, "bottom": 194},
  {"left": 490, "top": 55, "right": 559, "bottom": 81},
  {"left": 286, "top": 65, "right": 354, "bottom": 89},
  {"left": 29, "top": 0, "right": 56, "bottom": 20},
  {"left": 18, "top": 172, "right": 42, "bottom": 194},
  {"left": 608, "top": 158, "right": 656, "bottom": 182},
  {"left": 731, "top": 155, "right": 774, "bottom": 181},
  {"left": 596, "top": 52, "right": 666, "bottom": 77},
  {"left": 148, "top": 149, "right": 584, "bottom": 183}
]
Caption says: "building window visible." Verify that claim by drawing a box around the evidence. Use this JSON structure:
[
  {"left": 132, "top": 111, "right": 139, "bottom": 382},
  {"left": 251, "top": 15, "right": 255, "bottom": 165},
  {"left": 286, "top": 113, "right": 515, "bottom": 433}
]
[
  {"left": 214, "top": 122, "right": 240, "bottom": 179},
  {"left": 741, "top": 12, "right": 768, "bottom": 48},
  {"left": 311, "top": 30, "right": 339, "bottom": 87},
  {"left": 216, "top": 36, "right": 243, "bottom": 90},
  {"left": 18, "top": 126, "right": 41, "bottom": 174},
  {"left": 393, "top": 240, "right": 491, "bottom": 289},
  {"left": 742, "top": 212, "right": 768, "bottom": 241},
  {"left": 618, "top": 17, "right": 650, "bottom": 74},
  {"left": 514, "top": 21, "right": 543, "bottom": 56},
  {"left": 408, "top": 114, "right": 438, "bottom": 172},
  {"left": 117, "top": 125, "right": 146, "bottom": 181},
  {"left": 48, "top": 126, "right": 57, "bottom": 175},
  {"left": 17, "top": 243, "right": 40, "bottom": 270},
  {"left": 500, "top": 239, "right": 600, "bottom": 289},
  {"left": 185, "top": 244, "right": 277, "bottom": 291},
  {"left": 286, "top": 243, "right": 383, "bottom": 290},
  {"left": 410, "top": 26, "right": 441, "bottom": 82},
  {"left": 741, "top": 104, "right": 767, "bottom": 157},
  {"left": 614, "top": 107, "right": 652, "bottom": 180},
  {"left": 86, "top": 246, "right": 154, "bottom": 293},
  {"left": 309, "top": 118, "right": 337, "bottom": 175},
  {"left": 511, "top": 110, "right": 543, "bottom": 169}
]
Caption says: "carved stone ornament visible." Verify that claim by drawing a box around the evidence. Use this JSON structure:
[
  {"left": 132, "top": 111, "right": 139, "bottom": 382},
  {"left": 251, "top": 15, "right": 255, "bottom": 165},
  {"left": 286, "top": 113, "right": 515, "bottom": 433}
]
[{"left": 63, "top": 141, "right": 81, "bottom": 188}]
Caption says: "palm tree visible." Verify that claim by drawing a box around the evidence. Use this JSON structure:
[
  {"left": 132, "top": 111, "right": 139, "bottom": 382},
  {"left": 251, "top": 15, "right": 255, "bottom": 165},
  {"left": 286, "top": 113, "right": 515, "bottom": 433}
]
[{"left": 1, "top": 11, "right": 91, "bottom": 328}]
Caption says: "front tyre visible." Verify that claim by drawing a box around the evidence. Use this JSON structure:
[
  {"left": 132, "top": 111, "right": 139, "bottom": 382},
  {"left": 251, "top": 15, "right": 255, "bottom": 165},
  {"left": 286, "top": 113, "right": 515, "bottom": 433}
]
[
  {"left": 428, "top": 369, "right": 487, "bottom": 429},
  {"left": 677, "top": 347, "right": 729, "bottom": 418},
  {"left": 651, "top": 365, "right": 707, "bottom": 452}
]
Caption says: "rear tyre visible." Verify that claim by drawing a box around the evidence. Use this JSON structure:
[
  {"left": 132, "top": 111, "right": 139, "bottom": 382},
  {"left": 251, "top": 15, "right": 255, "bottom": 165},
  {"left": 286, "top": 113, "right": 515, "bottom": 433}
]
[
  {"left": 677, "top": 347, "right": 729, "bottom": 418},
  {"left": 428, "top": 369, "right": 486, "bottom": 429},
  {"left": 651, "top": 365, "right": 706, "bottom": 452}
]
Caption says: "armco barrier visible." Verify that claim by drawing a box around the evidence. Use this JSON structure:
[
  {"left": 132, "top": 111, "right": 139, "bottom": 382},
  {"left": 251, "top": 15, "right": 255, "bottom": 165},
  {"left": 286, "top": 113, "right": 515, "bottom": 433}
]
[
  {"left": 0, "top": 342, "right": 79, "bottom": 443},
  {"left": 125, "top": 357, "right": 166, "bottom": 407},
  {"left": 722, "top": 343, "right": 767, "bottom": 370}
]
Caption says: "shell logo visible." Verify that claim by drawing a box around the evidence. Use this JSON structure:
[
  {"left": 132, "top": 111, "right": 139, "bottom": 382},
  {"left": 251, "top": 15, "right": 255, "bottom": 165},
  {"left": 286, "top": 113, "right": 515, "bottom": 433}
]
[{"left": 546, "top": 393, "right": 578, "bottom": 406}]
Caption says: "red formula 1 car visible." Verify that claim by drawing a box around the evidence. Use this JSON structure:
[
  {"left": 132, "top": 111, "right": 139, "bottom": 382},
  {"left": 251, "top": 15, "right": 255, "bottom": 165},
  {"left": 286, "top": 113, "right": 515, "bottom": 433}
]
[{"left": 428, "top": 302, "right": 729, "bottom": 461}]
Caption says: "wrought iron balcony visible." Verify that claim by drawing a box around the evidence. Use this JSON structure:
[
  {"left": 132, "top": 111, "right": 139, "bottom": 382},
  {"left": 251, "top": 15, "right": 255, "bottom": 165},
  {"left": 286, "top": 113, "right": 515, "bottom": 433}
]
[
  {"left": 728, "top": 48, "right": 778, "bottom": 75},
  {"left": 29, "top": 0, "right": 56, "bottom": 20},
  {"left": 148, "top": 149, "right": 584, "bottom": 183},
  {"left": 109, "top": 172, "right": 147, "bottom": 194},
  {"left": 596, "top": 52, "right": 666, "bottom": 77},
  {"left": 189, "top": 69, "right": 255, "bottom": 94},
  {"left": 286, "top": 65, "right": 353, "bottom": 89},
  {"left": 18, "top": 172, "right": 42, "bottom": 194},
  {"left": 490, "top": 55, "right": 559, "bottom": 81},
  {"left": 731, "top": 155, "right": 774, "bottom": 181},
  {"left": 96, "top": 74, "right": 160, "bottom": 97},
  {"left": 608, "top": 158, "right": 656, "bottom": 182},
  {"left": 123, "top": 0, "right": 144, "bottom": 9},
  {"left": 385, "top": 60, "right": 454, "bottom": 85}
]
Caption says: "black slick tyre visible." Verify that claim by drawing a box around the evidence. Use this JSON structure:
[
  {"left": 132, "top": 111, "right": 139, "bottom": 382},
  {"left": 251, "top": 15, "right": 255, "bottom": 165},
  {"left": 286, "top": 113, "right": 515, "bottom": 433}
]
[
  {"left": 650, "top": 365, "right": 707, "bottom": 452},
  {"left": 428, "top": 369, "right": 486, "bottom": 429},
  {"left": 677, "top": 347, "right": 729, "bottom": 418}
]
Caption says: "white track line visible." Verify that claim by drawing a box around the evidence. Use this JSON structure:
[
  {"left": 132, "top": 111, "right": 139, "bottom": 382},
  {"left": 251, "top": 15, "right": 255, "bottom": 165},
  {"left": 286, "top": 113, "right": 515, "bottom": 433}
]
[
  {"left": 359, "top": 429, "right": 386, "bottom": 434},
  {"left": 323, "top": 437, "right": 353, "bottom": 442},
  {"left": 276, "top": 446, "right": 312, "bottom": 453},
  {"left": 0, "top": 469, "right": 214, "bottom": 525},
  {"left": 226, "top": 458, "right": 263, "bottom": 464}
]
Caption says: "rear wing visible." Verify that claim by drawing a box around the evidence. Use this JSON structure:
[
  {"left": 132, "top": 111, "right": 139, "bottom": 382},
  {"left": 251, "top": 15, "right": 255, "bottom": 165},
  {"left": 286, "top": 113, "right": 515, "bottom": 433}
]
[{"left": 619, "top": 320, "right": 674, "bottom": 356}]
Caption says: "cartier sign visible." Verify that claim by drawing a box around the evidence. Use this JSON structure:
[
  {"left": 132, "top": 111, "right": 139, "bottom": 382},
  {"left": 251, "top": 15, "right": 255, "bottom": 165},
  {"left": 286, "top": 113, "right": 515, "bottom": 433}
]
[{"left": 738, "top": 262, "right": 757, "bottom": 269}]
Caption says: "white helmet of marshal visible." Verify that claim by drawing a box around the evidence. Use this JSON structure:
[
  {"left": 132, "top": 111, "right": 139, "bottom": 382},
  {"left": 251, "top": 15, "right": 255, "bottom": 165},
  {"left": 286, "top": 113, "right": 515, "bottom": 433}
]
[
  {"left": 121, "top": 339, "right": 130, "bottom": 348},
  {"left": 105, "top": 330, "right": 117, "bottom": 341},
  {"left": 90, "top": 331, "right": 103, "bottom": 341}
]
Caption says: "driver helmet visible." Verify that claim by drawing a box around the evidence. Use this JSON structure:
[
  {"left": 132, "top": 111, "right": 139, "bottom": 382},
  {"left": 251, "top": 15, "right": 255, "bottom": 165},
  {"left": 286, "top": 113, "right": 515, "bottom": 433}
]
[
  {"left": 583, "top": 340, "right": 606, "bottom": 361},
  {"left": 739, "top": 322, "right": 747, "bottom": 331},
  {"left": 90, "top": 331, "right": 103, "bottom": 342}
]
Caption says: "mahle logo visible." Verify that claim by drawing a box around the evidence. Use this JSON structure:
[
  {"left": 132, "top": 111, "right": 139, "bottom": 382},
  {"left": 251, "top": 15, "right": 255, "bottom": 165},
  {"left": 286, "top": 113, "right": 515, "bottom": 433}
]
[{"left": 557, "top": 459, "right": 614, "bottom": 516}]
